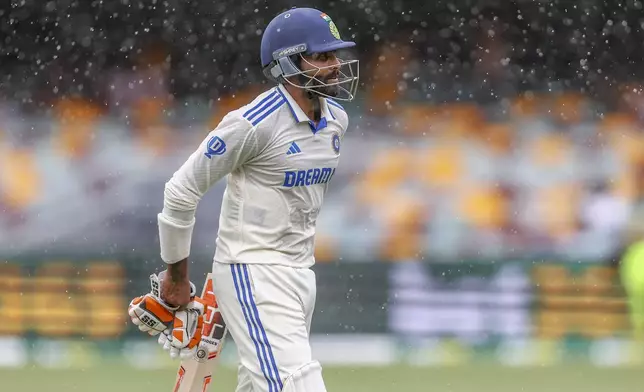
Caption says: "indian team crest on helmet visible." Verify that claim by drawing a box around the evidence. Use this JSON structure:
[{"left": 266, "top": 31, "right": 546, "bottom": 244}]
[{"left": 320, "top": 13, "right": 341, "bottom": 40}]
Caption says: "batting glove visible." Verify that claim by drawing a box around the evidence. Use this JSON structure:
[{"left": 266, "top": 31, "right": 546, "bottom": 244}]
[
  {"left": 158, "top": 298, "right": 209, "bottom": 360},
  {"left": 128, "top": 272, "right": 196, "bottom": 336}
]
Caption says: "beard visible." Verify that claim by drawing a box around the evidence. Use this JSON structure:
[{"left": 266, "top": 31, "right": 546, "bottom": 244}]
[
  {"left": 301, "top": 72, "right": 340, "bottom": 97},
  {"left": 315, "top": 83, "right": 339, "bottom": 97}
]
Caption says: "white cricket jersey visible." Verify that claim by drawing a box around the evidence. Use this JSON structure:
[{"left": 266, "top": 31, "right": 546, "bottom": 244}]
[{"left": 162, "top": 84, "right": 349, "bottom": 268}]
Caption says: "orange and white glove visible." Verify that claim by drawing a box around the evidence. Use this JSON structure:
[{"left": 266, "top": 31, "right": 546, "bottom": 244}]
[
  {"left": 158, "top": 298, "right": 209, "bottom": 360},
  {"left": 128, "top": 293, "right": 176, "bottom": 335},
  {"left": 128, "top": 272, "right": 196, "bottom": 336}
]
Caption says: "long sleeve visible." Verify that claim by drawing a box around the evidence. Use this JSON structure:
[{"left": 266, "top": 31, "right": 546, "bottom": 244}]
[{"left": 158, "top": 112, "right": 259, "bottom": 263}]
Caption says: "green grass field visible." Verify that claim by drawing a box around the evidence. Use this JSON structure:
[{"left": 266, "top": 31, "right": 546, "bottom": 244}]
[{"left": 2, "top": 363, "right": 642, "bottom": 392}]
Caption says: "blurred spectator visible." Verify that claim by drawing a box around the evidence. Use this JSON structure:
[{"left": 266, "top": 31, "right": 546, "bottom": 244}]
[{"left": 581, "top": 181, "right": 630, "bottom": 238}]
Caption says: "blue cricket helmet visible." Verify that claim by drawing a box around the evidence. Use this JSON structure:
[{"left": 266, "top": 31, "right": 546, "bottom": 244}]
[{"left": 260, "top": 7, "right": 360, "bottom": 101}]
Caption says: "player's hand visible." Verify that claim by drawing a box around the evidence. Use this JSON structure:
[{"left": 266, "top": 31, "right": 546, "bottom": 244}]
[
  {"left": 160, "top": 262, "right": 192, "bottom": 308},
  {"left": 127, "top": 270, "right": 196, "bottom": 336},
  {"left": 157, "top": 298, "right": 209, "bottom": 360}
]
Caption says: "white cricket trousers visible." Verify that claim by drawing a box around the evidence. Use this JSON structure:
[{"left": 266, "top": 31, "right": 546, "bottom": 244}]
[{"left": 211, "top": 261, "right": 327, "bottom": 392}]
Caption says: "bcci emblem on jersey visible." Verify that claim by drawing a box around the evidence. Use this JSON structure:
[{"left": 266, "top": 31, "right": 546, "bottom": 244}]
[
  {"left": 204, "top": 136, "right": 227, "bottom": 159},
  {"left": 331, "top": 132, "right": 340, "bottom": 154}
]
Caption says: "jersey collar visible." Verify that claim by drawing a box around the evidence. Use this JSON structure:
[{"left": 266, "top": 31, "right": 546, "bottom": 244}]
[
  {"left": 277, "top": 84, "right": 308, "bottom": 123},
  {"left": 277, "top": 84, "right": 329, "bottom": 134},
  {"left": 319, "top": 98, "right": 336, "bottom": 123}
]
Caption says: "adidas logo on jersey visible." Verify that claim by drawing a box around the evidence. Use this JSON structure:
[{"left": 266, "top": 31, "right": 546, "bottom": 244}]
[{"left": 286, "top": 141, "right": 302, "bottom": 155}]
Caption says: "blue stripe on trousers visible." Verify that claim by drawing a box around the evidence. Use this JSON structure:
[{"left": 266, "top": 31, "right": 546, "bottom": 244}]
[
  {"left": 241, "top": 264, "right": 283, "bottom": 391},
  {"left": 236, "top": 264, "right": 281, "bottom": 392},
  {"left": 231, "top": 264, "right": 278, "bottom": 392}
]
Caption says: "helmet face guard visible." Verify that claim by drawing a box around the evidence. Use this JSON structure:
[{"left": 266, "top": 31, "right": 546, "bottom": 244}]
[{"left": 264, "top": 44, "right": 360, "bottom": 101}]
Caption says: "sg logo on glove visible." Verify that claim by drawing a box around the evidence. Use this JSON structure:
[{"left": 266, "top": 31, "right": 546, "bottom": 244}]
[{"left": 128, "top": 294, "right": 176, "bottom": 335}]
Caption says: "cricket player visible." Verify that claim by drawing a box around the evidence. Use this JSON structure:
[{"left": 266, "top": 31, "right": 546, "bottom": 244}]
[{"left": 128, "top": 7, "right": 359, "bottom": 392}]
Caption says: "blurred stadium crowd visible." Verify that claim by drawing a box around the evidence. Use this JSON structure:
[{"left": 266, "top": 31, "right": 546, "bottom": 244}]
[{"left": 2, "top": 0, "right": 644, "bottom": 262}]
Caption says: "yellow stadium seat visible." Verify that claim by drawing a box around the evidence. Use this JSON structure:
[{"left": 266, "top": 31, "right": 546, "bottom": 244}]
[
  {"left": 528, "top": 133, "right": 572, "bottom": 167},
  {"left": 579, "top": 266, "right": 616, "bottom": 294},
  {"left": 0, "top": 264, "right": 24, "bottom": 335},
  {"left": 86, "top": 261, "right": 124, "bottom": 277},
  {"left": 130, "top": 95, "right": 193, "bottom": 156},
  {"left": 313, "top": 234, "right": 338, "bottom": 263},
  {"left": 82, "top": 262, "right": 126, "bottom": 292},
  {"left": 551, "top": 92, "right": 586, "bottom": 124},
  {"left": 611, "top": 169, "right": 636, "bottom": 202},
  {"left": 433, "top": 118, "right": 470, "bottom": 139},
  {"left": 0, "top": 148, "right": 41, "bottom": 209},
  {"left": 0, "top": 264, "right": 22, "bottom": 291},
  {"left": 57, "top": 124, "right": 93, "bottom": 159},
  {"left": 600, "top": 112, "right": 638, "bottom": 134},
  {"left": 54, "top": 98, "right": 101, "bottom": 159},
  {"left": 397, "top": 104, "right": 438, "bottom": 136},
  {"left": 458, "top": 185, "right": 508, "bottom": 230},
  {"left": 510, "top": 93, "right": 541, "bottom": 117},
  {"left": 137, "top": 127, "right": 173, "bottom": 156},
  {"left": 440, "top": 102, "right": 483, "bottom": 125},
  {"left": 378, "top": 193, "right": 426, "bottom": 261},
  {"left": 480, "top": 123, "right": 513, "bottom": 155},
  {"left": 132, "top": 98, "right": 166, "bottom": 128},
  {"left": 356, "top": 148, "right": 413, "bottom": 205},
  {"left": 608, "top": 131, "right": 644, "bottom": 166},
  {"left": 417, "top": 142, "right": 465, "bottom": 189},
  {"left": 532, "top": 265, "right": 569, "bottom": 291},
  {"left": 34, "top": 261, "right": 76, "bottom": 291},
  {"left": 424, "top": 102, "right": 484, "bottom": 139},
  {"left": 533, "top": 184, "right": 580, "bottom": 238}
]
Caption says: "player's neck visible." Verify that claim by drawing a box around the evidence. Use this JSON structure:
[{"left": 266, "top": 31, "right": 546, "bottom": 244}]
[{"left": 284, "top": 85, "right": 320, "bottom": 123}]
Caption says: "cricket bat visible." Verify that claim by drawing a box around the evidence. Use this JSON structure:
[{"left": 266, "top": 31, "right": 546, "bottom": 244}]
[{"left": 172, "top": 273, "right": 228, "bottom": 392}]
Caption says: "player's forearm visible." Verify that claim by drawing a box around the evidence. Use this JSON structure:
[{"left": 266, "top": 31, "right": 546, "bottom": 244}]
[
  {"left": 161, "top": 258, "right": 192, "bottom": 307},
  {"left": 167, "top": 258, "right": 188, "bottom": 282}
]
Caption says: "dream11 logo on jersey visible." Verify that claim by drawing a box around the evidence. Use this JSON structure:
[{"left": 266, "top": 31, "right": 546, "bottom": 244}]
[
  {"left": 204, "top": 136, "right": 227, "bottom": 159},
  {"left": 282, "top": 167, "right": 336, "bottom": 188}
]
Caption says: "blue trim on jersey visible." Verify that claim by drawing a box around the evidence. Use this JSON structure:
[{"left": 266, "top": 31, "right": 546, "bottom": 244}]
[
  {"left": 241, "top": 264, "right": 283, "bottom": 391},
  {"left": 243, "top": 90, "right": 278, "bottom": 119},
  {"left": 309, "top": 117, "right": 327, "bottom": 133},
  {"left": 277, "top": 85, "right": 328, "bottom": 134},
  {"left": 231, "top": 264, "right": 279, "bottom": 392},
  {"left": 247, "top": 94, "right": 283, "bottom": 122},
  {"left": 276, "top": 87, "right": 303, "bottom": 122},
  {"left": 327, "top": 106, "right": 337, "bottom": 120},
  {"left": 326, "top": 98, "right": 345, "bottom": 112},
  {"left": 252, "top": 99, "right": 286, "bottom": 126}
]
